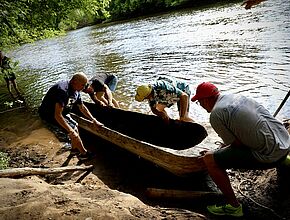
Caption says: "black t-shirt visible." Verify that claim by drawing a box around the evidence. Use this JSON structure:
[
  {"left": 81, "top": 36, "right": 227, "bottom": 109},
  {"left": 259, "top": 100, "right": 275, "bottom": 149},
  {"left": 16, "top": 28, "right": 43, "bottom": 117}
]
[
  {"left": 0, "top": 56, "right": 11, "bottom": 69},
  {"left": 0, "top": 56, "right": 11, "bottom": 70},
  {"left": 38, "top": 80, "right": 82, "bottom": 123}
]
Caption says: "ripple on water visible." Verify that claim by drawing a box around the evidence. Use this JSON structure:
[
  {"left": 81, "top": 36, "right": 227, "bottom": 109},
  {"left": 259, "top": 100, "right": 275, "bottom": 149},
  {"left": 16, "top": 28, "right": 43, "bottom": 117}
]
[{"left": 7, "top": 0, "right": 290, "bottom": 121}]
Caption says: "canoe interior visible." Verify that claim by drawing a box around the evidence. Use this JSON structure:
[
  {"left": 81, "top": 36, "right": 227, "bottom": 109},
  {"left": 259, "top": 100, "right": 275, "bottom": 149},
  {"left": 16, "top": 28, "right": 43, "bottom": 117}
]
[{"left": 73, "top": 102, "right": 208, "bottom": 150}]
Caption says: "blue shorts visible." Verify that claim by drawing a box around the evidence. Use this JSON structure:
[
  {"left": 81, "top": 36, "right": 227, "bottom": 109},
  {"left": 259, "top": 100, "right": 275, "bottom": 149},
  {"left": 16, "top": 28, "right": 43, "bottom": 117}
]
[
  {"left": 41, "top": 114, "right": 77, "bottom": 142},
  {"left": 213, "top": 146, "right": 287, "bottom": 170},
  {"left": 105, "top": 75, "right": 118, "bottom": 92}
]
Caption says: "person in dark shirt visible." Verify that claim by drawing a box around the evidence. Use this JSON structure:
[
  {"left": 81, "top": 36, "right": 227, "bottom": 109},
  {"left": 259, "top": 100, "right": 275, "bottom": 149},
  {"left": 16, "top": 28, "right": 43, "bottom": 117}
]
[
  {"left": 83, "top": 74, "right": 119, "bottom": 108},
  {"left": 0, "top": 51, "right": 22, "bottom": 100},
  {"left": 39, "top": 72, "right": 103, "bottom": 160}
]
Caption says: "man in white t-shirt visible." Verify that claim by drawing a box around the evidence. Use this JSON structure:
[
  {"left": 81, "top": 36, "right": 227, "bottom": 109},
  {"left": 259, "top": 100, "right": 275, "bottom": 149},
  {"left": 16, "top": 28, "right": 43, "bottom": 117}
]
[{"left": 191, "top": 82, "right": 290, "bottom": 217}]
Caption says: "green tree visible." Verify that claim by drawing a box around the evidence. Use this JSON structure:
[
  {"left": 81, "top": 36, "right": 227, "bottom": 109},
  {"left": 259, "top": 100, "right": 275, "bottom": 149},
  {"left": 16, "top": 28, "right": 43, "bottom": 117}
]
[
  {"left": 0, "top": 0, "right": 238, "bottom": 49},
  {"left": 0, "top": 0, "right": 110, "bottom": 48}
]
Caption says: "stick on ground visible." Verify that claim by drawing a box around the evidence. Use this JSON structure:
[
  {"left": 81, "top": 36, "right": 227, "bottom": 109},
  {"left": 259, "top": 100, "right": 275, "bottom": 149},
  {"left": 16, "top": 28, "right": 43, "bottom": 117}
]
[
  {"left": 0, "top": 165, "right": 94, "bottom": 178},
  {"left": 146, "top": 188, "right": 222, "bottom": 199}
]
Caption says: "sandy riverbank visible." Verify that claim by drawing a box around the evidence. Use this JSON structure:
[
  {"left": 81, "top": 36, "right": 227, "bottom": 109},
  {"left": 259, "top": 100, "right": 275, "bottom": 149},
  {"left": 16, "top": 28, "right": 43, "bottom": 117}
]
[
  {"left": 0, "top": 107, "right": 289, "bottom": 220},
  {"left": 0, "top": 107, "right": 210, "bottom": 219}
]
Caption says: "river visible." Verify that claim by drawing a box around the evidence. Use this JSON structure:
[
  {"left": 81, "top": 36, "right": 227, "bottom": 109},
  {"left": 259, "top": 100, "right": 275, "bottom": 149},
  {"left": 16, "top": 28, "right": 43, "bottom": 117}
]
[{"left": 5, "top": 0, "right": 290, "bottom": 123}]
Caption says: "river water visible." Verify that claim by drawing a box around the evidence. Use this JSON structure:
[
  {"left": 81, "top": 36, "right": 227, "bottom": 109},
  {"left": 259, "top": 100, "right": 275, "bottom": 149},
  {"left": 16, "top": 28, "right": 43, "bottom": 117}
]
[{"left": 7, "top": 0, "right": 290, "bottom": 124}]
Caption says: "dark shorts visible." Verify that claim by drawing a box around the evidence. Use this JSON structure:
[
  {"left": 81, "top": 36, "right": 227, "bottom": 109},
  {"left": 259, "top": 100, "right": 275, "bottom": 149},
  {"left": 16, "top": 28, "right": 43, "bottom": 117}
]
[
  {"left": 40, "top": 114, "right": 77, "bottom": 143},
  {"left": 4, "top": 72, "right": 16, "bottom": 82},
  {"left": 213, "top": 146, "right": 287, "bottom": 170},
  {"left": 105, "top": 75, "right": 118, "bottom": 92}
]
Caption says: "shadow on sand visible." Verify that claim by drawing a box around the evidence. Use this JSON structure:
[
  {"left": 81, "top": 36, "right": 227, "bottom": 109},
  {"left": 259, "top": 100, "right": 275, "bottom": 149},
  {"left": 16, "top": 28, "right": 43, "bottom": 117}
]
[{"left": 77, "top": 129, "right": 223, "bottom": 211}]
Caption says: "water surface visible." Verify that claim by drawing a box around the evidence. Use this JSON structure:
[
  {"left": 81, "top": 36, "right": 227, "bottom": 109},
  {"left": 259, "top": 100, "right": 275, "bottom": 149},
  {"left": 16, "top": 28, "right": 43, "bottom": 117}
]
[{"left": 7, "top": 0, "right": 290, "bottom": 124}]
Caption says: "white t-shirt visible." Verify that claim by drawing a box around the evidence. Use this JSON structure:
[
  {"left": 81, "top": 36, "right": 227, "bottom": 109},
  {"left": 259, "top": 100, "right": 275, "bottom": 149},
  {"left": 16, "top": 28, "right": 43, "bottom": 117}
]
[{"left": 210, "top": 94, "right": 290, "bottom": 163}]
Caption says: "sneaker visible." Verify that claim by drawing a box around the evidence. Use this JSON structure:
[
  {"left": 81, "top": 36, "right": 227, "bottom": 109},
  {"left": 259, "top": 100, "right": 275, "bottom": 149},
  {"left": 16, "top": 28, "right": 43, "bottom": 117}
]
[
  {"left": 207, "top": 204, "right": 243, "bottom": 217},
  {"left": 281, "top": 154, "right": 290, "bottom": 166},
  {"left": 70, "top": 148, "right": 80, "bottom": 156},
  {"left": 62, "top": 142, "right": 72, "bottom": 150},
  {"left": 78, "top": 152, "right": 95, "bottom": 161}
]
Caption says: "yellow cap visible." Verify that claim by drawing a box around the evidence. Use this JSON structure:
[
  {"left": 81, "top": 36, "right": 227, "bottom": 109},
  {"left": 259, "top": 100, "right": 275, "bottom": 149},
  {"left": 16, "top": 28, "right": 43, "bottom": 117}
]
[{"left": 135, "top": 84, "right": 152, "bottom": 102}]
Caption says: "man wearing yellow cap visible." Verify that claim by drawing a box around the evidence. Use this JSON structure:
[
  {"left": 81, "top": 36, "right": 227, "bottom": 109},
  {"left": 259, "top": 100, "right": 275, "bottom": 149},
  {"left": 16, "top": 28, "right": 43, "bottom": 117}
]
[{"left": 135, "top": 77, "right": 193, "bottom": 123}]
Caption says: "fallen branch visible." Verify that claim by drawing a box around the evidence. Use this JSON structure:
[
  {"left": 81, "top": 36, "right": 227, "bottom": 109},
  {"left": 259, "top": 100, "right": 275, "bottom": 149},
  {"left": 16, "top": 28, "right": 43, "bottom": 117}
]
[
  {"left": 0, "top": 106, "right": 25, "bottom": 114},
  {"left": 146, "top": 188, "right": 222, "bottom": 199},
  {"left": 0, "top": 165, "right": 94, "bottom": 178}
]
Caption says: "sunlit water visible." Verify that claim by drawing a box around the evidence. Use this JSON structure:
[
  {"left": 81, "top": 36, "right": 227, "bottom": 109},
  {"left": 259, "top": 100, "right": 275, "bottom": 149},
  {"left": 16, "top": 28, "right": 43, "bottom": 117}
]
[{"left": 6, "top": 0, "right": 290, "bottom": 127}]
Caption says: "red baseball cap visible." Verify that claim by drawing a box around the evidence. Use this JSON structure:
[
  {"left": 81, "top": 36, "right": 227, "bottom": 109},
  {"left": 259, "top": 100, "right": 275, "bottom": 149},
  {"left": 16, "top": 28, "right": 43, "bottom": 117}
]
[{"left": 191, "top": 82, "right": 219, "bottom": 102}]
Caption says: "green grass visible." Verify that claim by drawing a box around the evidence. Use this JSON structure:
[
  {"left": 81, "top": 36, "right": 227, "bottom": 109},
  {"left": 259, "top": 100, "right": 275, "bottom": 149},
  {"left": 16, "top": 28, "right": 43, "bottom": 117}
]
[{"left": 0, "top": 152, "right": 10, "bottom": 170}]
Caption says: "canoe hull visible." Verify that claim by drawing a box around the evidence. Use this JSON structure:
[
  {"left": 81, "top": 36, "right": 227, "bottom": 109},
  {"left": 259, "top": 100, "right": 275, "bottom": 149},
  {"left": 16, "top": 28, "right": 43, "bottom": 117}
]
[
  {"left": 73, "top": 102, "right": 208, "bottom": 150},
  {"left": 71, "top": 114, "right": 206, "bottom": 176}
]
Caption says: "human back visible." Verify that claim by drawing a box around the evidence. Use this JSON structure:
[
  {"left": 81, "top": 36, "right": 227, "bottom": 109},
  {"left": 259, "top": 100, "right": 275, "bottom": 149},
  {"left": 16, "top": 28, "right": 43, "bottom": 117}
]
[
  {"left": 210, "top": 93, "right": 289, "bottom": 163},
  {"left": 190, "top": 77, "right": 289, "bottom": 216},
  {"left": 39, "top": 81, "right": 79, "bottom": 121},
  {"left": 90, "top": 73, "right": 117, "bottom": 92},
  {"left": 150, "top": 79, "right": 190, "bottom": 107},
  {"left": 39, "top": 72, "right": 87, "bottom": 123}
]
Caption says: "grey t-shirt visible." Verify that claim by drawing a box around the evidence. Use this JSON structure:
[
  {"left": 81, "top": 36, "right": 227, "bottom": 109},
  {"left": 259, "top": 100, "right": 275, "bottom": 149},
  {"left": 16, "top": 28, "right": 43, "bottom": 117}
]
[{"left": 210, "top": 94, "right": 289, "bottom": 163}]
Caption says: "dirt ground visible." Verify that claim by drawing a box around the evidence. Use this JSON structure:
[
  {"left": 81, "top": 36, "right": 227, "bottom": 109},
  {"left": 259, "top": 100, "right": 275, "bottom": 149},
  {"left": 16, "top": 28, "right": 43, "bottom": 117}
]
[{"left": 0, "top": 107, "right": 289, "bottom": 220}]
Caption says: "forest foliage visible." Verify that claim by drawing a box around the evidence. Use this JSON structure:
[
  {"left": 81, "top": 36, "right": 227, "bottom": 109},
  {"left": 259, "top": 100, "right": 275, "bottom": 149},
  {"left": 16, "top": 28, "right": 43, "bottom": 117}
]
[{"left": 0, "top": 0, "right": 236, "bottom": 49}]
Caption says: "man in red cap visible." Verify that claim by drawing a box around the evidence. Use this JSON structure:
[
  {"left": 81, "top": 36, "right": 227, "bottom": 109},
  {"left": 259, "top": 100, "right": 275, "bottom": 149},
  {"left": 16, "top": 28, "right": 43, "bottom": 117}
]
[
  {"left": 191, "top": 82, "right": 220, "bottom": 112},
  {"left": 191, "top": 82, "right": 290, "bottom": 217}
]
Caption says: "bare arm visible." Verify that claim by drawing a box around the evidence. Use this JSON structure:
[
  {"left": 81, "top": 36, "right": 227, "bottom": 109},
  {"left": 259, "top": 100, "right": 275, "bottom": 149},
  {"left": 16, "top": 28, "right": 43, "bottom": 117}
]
[
  {"left": 54, "top": 103, "right": 75, "bottom": 134},
  {"left": 179, "top": 92, "right": 189, "bottom": 121},
  {"left": 89, "top": 93, "right": 105, "bottom": 106},
  {"left": 78, "top": 103, "right": 103, "bottom": 127},
  {"left": 103, "top": 84, "right": 114, "bottom": 107},
  {"left": 54, "top": 103, "right": 86, "bottom": 153},
  {"left": 151, "top": 105, "right": 170, "bottom": 123}
]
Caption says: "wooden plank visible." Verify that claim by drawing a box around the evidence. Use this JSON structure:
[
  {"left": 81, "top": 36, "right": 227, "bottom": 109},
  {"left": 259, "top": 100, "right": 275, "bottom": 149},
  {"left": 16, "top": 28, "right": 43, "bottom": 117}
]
[{"left": 71, "top": 114, "right": 206, "bottom": 176}]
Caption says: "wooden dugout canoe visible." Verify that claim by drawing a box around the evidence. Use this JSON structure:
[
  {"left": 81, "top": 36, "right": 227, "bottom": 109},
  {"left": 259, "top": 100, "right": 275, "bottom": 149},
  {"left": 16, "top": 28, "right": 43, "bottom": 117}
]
[{"left": 71, "top": 102, "right": 208, "bottom": 176}]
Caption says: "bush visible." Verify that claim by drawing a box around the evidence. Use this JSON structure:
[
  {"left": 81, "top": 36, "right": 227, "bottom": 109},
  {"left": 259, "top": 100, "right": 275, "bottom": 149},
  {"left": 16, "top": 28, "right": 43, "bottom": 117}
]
[{"left": 0, "top": 152, "right": 10, "bottom": 170}]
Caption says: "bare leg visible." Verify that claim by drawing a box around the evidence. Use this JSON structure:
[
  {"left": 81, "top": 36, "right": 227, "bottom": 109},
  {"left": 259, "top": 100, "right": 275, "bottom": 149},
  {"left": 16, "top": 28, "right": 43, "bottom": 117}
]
[
  {"left": 6, "top": 80, "right": 16, "bottom": 99},
  {"left": 69, "top": 128, "right": 87, "bottom": 154},
  {"left": 203, "top": 153, "right": 240, "bottom": 207},
  {"left": 11, "top": 80, "right": 21, "bottom": 97},
  {"left": 112, "top": 97, "right": 120, "bottom": 108}
]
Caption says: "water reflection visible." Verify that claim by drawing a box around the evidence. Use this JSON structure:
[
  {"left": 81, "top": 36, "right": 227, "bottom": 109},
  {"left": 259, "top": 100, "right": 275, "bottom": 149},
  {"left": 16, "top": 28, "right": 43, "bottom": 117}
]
[{"left": 8, "top": 0, "right": 290, "bottom": 122}]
